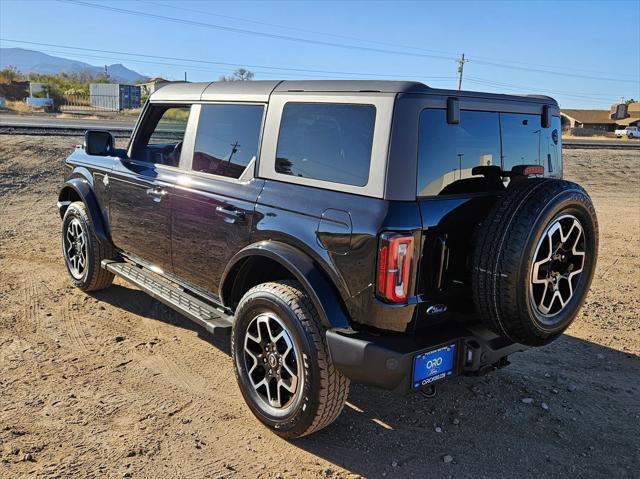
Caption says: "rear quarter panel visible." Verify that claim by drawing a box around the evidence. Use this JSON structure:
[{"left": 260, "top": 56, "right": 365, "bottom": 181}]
[{"left": 254, "top": 180, "right": 423, "bottom": 330}]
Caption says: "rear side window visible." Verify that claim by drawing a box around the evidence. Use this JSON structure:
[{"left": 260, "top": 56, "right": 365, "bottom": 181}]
[
  {"left": 275, "top": 103, "right": 376, "bottom": 187},
  {"left": 417, "top": 110, "right": 500, "bottom": 196},
  {"left": 192, "top": 104, "right": 264, "bottom": 179}
]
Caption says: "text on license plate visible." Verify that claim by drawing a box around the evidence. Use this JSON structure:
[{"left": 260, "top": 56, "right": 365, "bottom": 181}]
[{"left": 412, "top": 343, "right": 456, "bottom": 389}]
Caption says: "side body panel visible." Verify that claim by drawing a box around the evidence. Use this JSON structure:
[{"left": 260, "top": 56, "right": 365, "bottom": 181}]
[
  {"left": 253, "top": 180, "right": 423, "bottom": 332},
  {"left": 59, "top": 148, "right": 119, "bottom": 243},
  {"left": 171, "top": 175, "right": 264, "bottom": 295},
  {"left": 108, "top": 160, "right": 178, "bottom": 273}
]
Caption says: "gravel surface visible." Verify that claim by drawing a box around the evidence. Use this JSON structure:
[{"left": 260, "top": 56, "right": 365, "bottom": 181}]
[{"left": 0, "top": 135, "right": 638, "bottom": 478}]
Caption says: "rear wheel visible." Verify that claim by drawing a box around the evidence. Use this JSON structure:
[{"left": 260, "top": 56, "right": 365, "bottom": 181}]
[
  {"left": 472, "top": 179, "right": 598, "bottom": 346},
  {"left": 62, "top": 201, "right": 115, "bottom": 291},
  {"left": 231, "top": 280, "right": 349, "bottom": 438}
]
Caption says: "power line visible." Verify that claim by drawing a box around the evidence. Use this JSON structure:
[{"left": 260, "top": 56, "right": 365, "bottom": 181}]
[
  {"left": 144, "top": 0, "right": 456, "bottom": 58},
  {"left": 464, "top": 77, "right": 618, "bottom": 105},
  {"left": 0, "top": 38, "right": 457, "bottom": 81},
  {"left": 471, "top": 58, "right": 639, "bottom": 84},
  {"left": 59, "top": 0, "right": 639, "bottom": 84},
  {"left": 146, "top": 0, "right": 637, "bottom": 80},
  {"left": 59, "top": 0, "right": 458, "bottom": 62}
]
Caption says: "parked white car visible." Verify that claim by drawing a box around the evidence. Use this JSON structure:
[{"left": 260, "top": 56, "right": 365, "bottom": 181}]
[{"left": 615, "top": 126, "right": 639, "bottom": 138}]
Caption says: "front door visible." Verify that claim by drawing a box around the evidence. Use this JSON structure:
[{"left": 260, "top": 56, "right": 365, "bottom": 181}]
[
  {"left": 109, "top": 104, "right": 192, "bottom": 273},
  {"left": 171, "top": 103, "right": 266, "bottom": 296}
]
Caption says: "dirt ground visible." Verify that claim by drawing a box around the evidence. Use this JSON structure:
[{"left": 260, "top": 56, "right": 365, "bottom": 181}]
[{"left": 0, "top": 135, "right": 638, "bottom": 479}]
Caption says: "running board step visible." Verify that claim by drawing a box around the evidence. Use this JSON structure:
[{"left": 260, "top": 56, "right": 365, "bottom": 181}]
[{"left": 102, "top": 260, "right": 233, "bottom": 336}]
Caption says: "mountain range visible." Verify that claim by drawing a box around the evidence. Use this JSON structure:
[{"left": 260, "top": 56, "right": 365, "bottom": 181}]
[{"left": 0, "top": 48, "right": 146, "bottom": 83}]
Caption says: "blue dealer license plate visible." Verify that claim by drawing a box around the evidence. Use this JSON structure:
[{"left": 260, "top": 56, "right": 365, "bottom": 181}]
[{"left": 412, "top": 343, "right": 456, "bottom": 389}]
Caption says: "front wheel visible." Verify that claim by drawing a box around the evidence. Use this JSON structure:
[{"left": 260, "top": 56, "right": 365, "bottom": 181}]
[
  {"left": 61, "top": 201, "right": 115, "bottom": 291},
  {"left": 231, "top": 280, "right": 350, "bottom": 438}
]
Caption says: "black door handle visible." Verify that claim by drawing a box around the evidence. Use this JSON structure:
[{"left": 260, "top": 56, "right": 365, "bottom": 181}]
[{"left": 215, "top": 206, "right": 245, "bottom": 223}]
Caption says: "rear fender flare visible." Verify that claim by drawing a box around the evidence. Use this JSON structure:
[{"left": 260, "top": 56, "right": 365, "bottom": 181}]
[
  {"left": 221, "top": 241, "right": 351, "bottom": 329},
  {"left": 58, "top": 178, "right": 110, "bottom": 245}
]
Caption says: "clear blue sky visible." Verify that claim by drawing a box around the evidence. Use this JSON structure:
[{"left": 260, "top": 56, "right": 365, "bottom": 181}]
[{"left": 1, "top": 0, "right": 639, "bottom": 108}]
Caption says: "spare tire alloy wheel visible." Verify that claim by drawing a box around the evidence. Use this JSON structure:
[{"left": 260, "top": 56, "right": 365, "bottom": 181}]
[
  {"left": 64, "top": 217, "right": 88, "bottom": 280},
  {"left": 243, "top": 312, "right": 302, "bottom": 412},
  {"left": 530, "top": 214, "right": 586, "bottom": 319},
  {"left": 472, "top": 179, "right": 598, "bottom": 346}
]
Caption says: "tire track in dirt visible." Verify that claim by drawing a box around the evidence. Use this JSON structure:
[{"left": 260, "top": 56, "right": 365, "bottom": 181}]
[
  {"left": 62, "top": 295, "right": 94, "bottom": 353},
  {"left": 22, "top": 277, "right": 42, "bottom": 334},
  {"left": 139, "top": 301, "right": 215, "bottom": 396}
]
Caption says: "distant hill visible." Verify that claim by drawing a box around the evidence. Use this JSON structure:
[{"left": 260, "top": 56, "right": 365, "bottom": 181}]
[{"left": 0, "top": 48, "right": 146, "bottom": 83}]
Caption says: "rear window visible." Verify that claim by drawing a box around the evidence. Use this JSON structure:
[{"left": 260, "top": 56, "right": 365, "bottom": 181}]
[
  {"left": 501, "top": 113, "right": 561, "bottom": 175},
  {"left": 417, "top": 110, "right": 500, "bottom": 196},
  {"left": 417, "top": 109, "right": 561, "bottom": 196},
  {"left": 275, "top": 103, "right": 376, "bottom": 187}
]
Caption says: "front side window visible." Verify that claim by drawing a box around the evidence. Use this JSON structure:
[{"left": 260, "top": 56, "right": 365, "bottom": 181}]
[
  {"left": 275, "top": 103, "right": 376, "bottom": 187},
  {"left": 417, "top": 109, "right": 501, "bottom": 196},
  {"left": 148, "top": 106, "right": 190, "bottom": 145},
  {"left": 192, "top": 104, "right": 264, "bottom": 179},
  {"left": 135, "top": 105, "right": 191, "bottom": 167}
]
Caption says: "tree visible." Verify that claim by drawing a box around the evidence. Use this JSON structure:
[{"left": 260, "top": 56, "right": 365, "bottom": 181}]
[
  {"left": 0, "top": 65, "right": 23, "bottom": 84},
  {"left": 219, "top": 68, "right": 254, "bottom": 82},
  {"left": 625, "top": 98, "right": 637, "bottom": 105}
]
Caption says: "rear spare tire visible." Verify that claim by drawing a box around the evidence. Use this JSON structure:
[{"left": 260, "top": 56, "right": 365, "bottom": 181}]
[{"left": 472, "top": 178, "right": 598, "bottom": 346}]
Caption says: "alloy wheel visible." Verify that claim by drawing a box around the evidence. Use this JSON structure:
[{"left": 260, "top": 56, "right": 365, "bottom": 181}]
[
  {"left": 243, "top": 313, "right": 301, "bottom": 410},
  {"left": 64, "top": 218, "right": 88, "bottom": 279},
  {"left": 530, "top": 214, "right": 586, "bottom": 319}
]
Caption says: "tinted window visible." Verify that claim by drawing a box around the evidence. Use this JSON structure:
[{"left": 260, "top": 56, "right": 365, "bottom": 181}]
[
  {"left": 417, "top": 109, "right": 500, "bottom": 196},
  {"left": 192, "top": 104, "right": 264, "bottom": 179},
  {"left": 275, "top": 103, "right": 376, "bottom": 187},
  {"left": 148, "top": 106, "right": 190, "bottom": 145},
  {"left": 500, "top": 113, "right": 549, "bottom": 171},
  {"left": 500, "top": 113, "right": 561, "bottom": 175},
  {"left": 135, "top": 105, "right": 191, "bottom": 167}
]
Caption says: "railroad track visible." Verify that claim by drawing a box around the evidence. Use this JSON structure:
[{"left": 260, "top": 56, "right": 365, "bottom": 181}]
[
  {"left": 1, "top": 123, "right": 638, "bottom": 149},
  {"left": 0, "top": 125, "right": 133, "bottom": 138}
]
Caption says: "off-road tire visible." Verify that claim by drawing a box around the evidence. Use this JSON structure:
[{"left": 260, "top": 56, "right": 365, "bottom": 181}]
[
  {"left": 62, "top": 201, "right": 115, "bottom": 291},
  {"left": 231, "top": 280, "right": 350, "bottom": 438},
  {"left": 472, "top": 178, "right": 598, "bottom": 346}
]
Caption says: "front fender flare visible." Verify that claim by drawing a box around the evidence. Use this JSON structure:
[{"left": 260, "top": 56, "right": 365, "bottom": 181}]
[
  {"left": 58, "top": 178, "right": 110, "bottom": 245},
  {"left": 221, "top": 241, "right": 351, "bottom": 329}
]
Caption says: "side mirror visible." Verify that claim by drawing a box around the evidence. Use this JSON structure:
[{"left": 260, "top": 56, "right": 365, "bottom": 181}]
[{"left": 84, "top": 130, "right": 115, "bottom": 156}]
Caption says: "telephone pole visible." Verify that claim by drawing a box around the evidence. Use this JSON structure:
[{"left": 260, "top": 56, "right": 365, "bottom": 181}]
[{"left": 457, "top": 53, "right": 467, "bottom": 90}]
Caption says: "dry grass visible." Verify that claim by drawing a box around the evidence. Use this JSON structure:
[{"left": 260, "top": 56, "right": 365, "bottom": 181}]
[{"left": 2, "top": 100, "right": 47, "bottom": 114}]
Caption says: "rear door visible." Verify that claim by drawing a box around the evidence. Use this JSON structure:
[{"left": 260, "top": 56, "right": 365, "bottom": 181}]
[
  {"left": 171, "top": 103, "right": 266, "bottom": 296},
  {"left": 109, "top": 104, "right": 191, "bottom": 272},
  {"left": 414, "top": 102, "right": 562, "bottom": 311}
]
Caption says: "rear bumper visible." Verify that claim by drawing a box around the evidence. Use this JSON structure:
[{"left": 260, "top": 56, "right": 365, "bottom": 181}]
[{"left": 326, "top": 324, "right": 527, "bottom": 393}]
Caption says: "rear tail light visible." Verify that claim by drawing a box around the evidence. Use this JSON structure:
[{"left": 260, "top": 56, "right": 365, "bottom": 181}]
[{"left": 376, "top": 233, "right": 414, "bottom": 303}]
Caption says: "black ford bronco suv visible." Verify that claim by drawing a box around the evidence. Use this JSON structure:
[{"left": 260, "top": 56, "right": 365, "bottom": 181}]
[{"left": 58, "top": 80, "right": 598, "bottom": 438}]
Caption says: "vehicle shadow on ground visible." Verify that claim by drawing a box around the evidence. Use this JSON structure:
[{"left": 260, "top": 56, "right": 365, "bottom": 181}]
[
  {"left": 90, "top": 283, "right": 232, "bottom": 354},
  {"left": 92, "top": 284, "right": 639, "bottom": 478}
]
